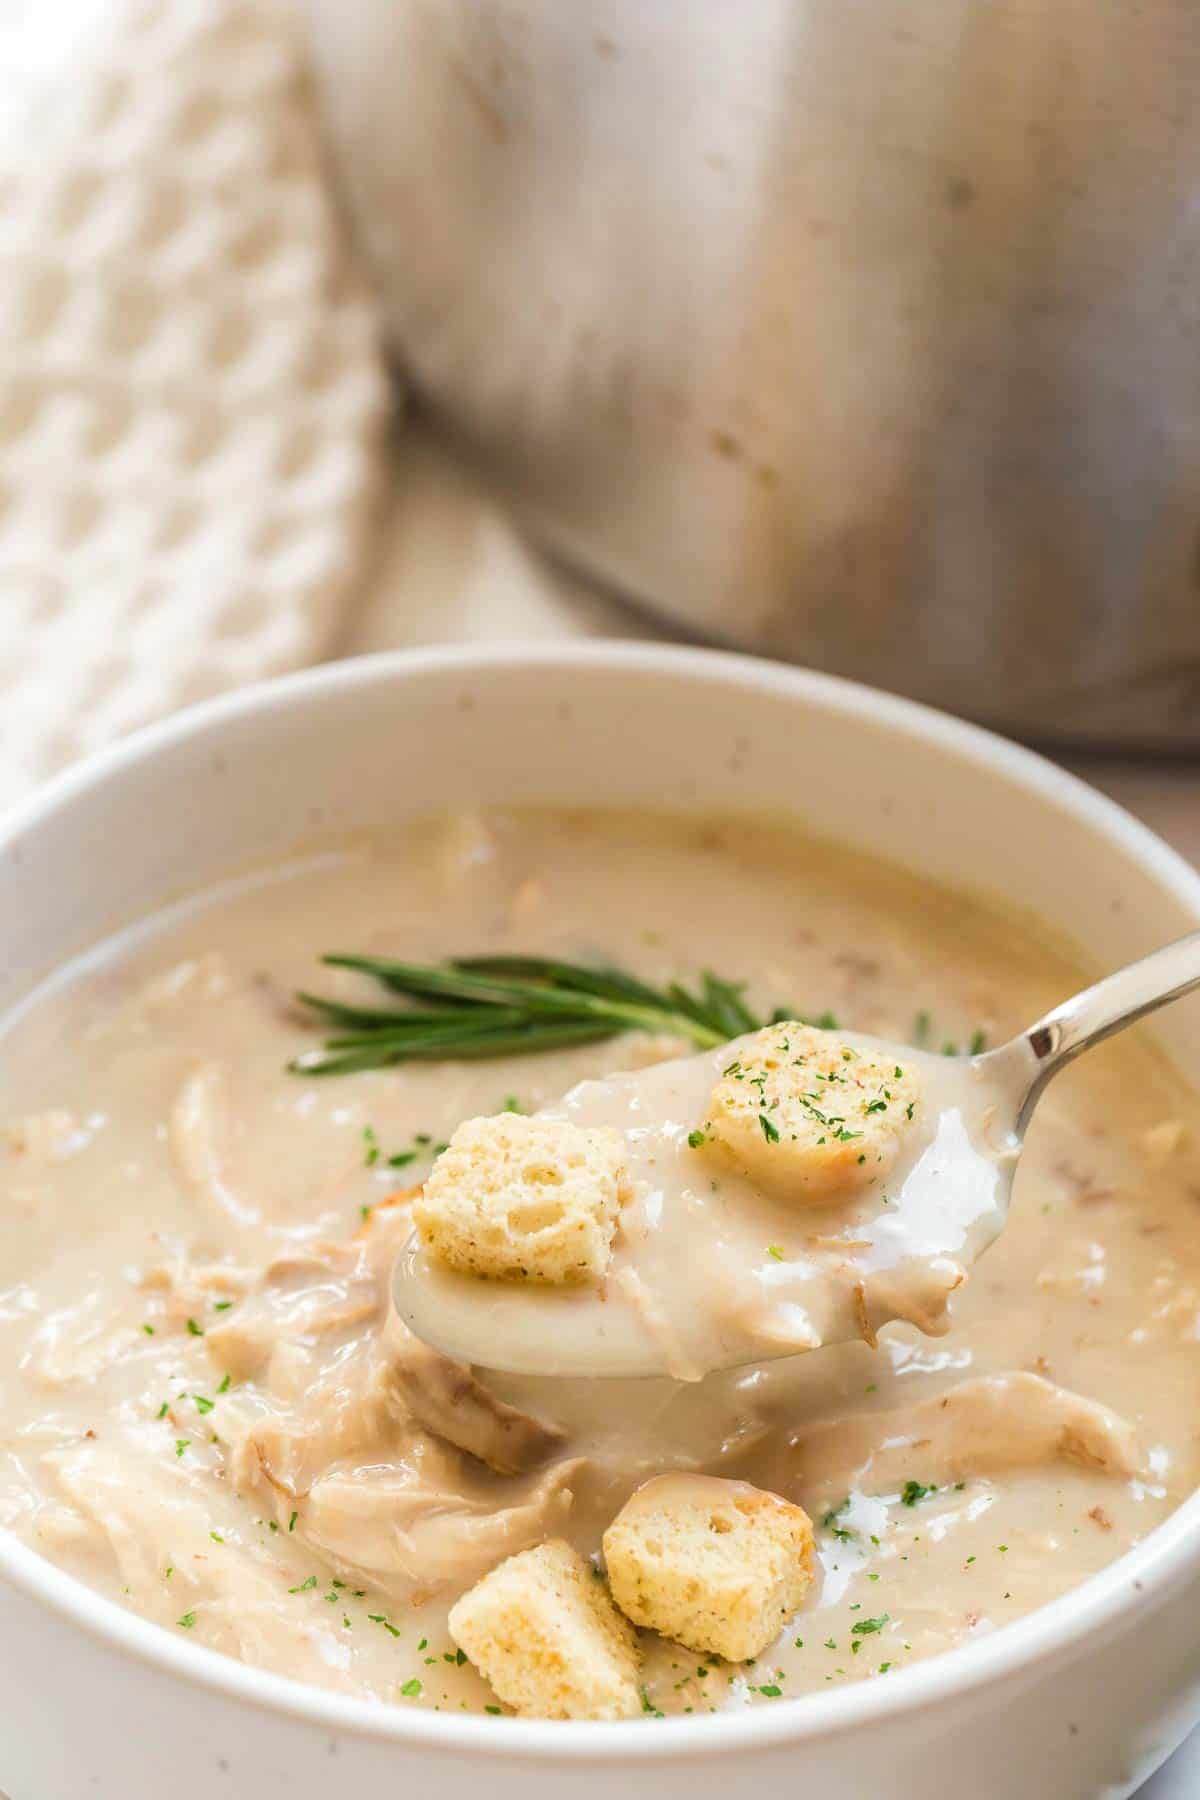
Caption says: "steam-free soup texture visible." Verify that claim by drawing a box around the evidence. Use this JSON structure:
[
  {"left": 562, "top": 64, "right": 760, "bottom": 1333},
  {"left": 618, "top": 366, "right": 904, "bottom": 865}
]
[{"left": 2, "top": 812, "right": 1198, "bottom": 1717}]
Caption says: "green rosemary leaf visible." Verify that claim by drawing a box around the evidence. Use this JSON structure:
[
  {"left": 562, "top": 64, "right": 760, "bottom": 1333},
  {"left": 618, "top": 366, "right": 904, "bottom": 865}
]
[
  {"left": 320, "top": 956, "right": 525, "bottom": 1007},
  {"left": 326, "top": 956, "right": 727, "bottom": 1039},
  {"left": 318, "top": 1011, "right": 529, "bottom": 1047},
  {"left": 296, "top": 994, "right": 470, "bottom": 1030},
  {"left": 289, "top": 1021, "right": 620, "bottom": 1077},
  {"left": 665, "top": 980, "right": 718, "bottom": 1031},
  {"left": 453, "top": 956, "right": 670, "bottom": 1011},
  {"left": 323, "top": 956, "right": 666, "bottom": 1033},
  {"left": 289, "top": 955, "right": 789, "bottom": 1077},
  {"left": 701, "top": 972, "right": 760, "bottom": 1036}
]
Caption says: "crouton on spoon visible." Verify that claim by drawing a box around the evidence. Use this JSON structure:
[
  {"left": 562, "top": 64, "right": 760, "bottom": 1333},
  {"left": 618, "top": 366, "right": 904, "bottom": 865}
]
[{"left": 394, "top": 931, "right": 1200, "bottom": 1380}]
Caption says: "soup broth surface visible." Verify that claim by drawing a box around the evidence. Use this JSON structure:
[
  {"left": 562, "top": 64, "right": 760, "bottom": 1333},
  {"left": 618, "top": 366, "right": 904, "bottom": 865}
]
[{"left": 2, "top": 810, "right": 1198, "bottom": 1718}]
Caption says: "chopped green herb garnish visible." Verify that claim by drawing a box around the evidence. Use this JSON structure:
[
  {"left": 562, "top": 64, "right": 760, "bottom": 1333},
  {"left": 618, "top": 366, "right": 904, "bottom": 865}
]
[
  {"left": 758, "top": 1684, "right": 782, "bottom": 1697},
  {"left": 217, "top": 1373, "right": 232, "bottom": 1394},
  {"left": 142, "top": 1324, "right": 155, "bottom": 1336},
  {"left": 156, "top": 1402, "right": 169, "bottom": 1420},
  {"left": 400, "top": 1679, "right": 422, "bottom": 1697},
  {"left": 210, "top": 1531, "right": 224, "bottom": 1544},
  {"left": 766, "top": 1244, "right": 784, "bottom": 1261},
  {"left": 851, "top": 1615, "right": 889, "bottom": 1636},
  {"left": 686, "top": 1129, "right": 706, "bottom": 1149},
  {"left": 485, "top": 1704, "right": 502, "bottom": 1715},
  {"left": 758, "top": 1112, "right": 780, "bottom": 1143},
  {"left": 174, "top": 1439, "right": 189, "bottom": 1457},
  {"left": 288, "top": 1511, "right": 298, "bottom": 1532},
  {"left": 177, "top": 1611, "right": 197, "bottom": 1629},
  {"left": 900, "top": 1479, "right": 936, "bottom": 1506},
  {"left": 213, "top": 1300, "right": 233, "bottom": 1313},
  {"left": 289, "top": 1576, "right": 318, "bottom": 1594},
  {"left": 969, "top": 1029, "right": 987, "bottom": 1055},
  {"left": 186, "top": 1318, "right": 203, "bottom": 1337},
  {"left": 363, "top": 1125, "right": 380, "bottom": 1167},
  {"left": 192, "top": 1395, "right": 214, "bottom": 1415}
]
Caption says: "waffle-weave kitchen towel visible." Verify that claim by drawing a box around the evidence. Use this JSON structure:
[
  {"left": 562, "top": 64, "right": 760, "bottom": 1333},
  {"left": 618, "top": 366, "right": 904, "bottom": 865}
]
[{"left": 0, "top": 0, "right": 390, "bottom": 808}]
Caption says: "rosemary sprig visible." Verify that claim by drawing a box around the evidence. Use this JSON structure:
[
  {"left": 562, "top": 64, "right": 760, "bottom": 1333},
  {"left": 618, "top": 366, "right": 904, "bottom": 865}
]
[{"left": 289, "top": 954, "right": 791, "bottom": 1076}]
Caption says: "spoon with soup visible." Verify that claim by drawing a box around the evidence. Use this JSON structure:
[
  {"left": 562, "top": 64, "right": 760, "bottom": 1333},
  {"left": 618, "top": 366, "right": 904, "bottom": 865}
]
[{"left": 392, "top": 931, "right": 1200, "bottom": 1380}]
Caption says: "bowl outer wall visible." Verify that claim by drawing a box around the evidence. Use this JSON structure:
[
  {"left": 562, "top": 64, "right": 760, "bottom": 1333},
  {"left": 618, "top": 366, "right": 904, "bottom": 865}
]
[{"left": 0, "top": 642, "right": 1199, "bottom": 1799}]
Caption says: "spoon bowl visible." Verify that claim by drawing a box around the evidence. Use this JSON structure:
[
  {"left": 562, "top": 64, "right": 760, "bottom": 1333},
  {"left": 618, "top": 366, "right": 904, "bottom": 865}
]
[{"left": 395, "top": 929, "right": 1200, "bottom": 1380}]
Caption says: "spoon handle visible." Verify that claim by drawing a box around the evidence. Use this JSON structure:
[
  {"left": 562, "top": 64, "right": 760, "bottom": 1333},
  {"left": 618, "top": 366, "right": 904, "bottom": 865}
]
[{"left": 1015, "top": 928, "right": 1200, "bottom": 1135}]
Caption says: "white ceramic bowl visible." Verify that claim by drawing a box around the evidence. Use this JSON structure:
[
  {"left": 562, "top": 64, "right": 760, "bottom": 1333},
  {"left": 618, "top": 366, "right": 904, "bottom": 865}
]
[{"left": 2, "top": 644, "right": 1199, "bottom": 1800}]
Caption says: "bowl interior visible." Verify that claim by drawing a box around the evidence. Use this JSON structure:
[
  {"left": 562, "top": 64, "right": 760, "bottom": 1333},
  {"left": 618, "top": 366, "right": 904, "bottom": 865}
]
[
  {"left": 2, "top": 641, "right": 1200, "bottom": 1763},
  {"left": 4, "top": 644, "right": 1199, "bottom": 1059}
]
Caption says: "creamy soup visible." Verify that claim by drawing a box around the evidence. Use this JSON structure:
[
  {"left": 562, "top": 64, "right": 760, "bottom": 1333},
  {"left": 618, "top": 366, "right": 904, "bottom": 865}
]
[
  {"left": 2, "top": 809, "right": 1199, "bottom": 1719},
  {"left": 398, "top": 1029, "right": 1020, "bottom": 1381}
]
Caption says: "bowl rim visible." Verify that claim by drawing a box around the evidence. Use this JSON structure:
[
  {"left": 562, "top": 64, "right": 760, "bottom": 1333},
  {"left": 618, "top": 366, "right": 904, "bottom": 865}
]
[{"left": 2, "top": 637, "right": 1199, "bottom": 1763}]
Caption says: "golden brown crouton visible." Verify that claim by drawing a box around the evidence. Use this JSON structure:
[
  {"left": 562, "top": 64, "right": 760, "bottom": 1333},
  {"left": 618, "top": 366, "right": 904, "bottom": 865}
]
[
  {"left": 696, "top": 1023, "right": 920, "bottom": 1202},
  {"left": 603, "top": 1473, "right": 814, "bottom": 1661},
  {"left": 448, "top": 1539, "right": 641, "bottom": 1720},
  {"left": 414, "top": 1113, "right": 629, "bottom": 1285}
]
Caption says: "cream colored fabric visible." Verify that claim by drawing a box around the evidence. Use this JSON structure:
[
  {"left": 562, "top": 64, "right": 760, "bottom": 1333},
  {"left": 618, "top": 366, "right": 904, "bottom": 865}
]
[{"left": 0, "top": 0, "right": 388, "bottom": 807}]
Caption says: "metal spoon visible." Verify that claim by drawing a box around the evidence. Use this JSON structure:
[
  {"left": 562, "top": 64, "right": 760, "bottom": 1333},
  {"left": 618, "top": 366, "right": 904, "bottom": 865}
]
[{"left": 393, "top": 931, "right": 1200, "bottom": 1380}]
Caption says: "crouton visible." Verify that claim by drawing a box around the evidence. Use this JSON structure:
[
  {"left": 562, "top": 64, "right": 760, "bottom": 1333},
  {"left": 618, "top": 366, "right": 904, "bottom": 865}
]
[
  {"left": 602, "top": 1473, "right": 814, "bottom": 1661},
  {"left": 413, "top": 1113, "right": 629, "bottom": 1285},
  {"left": 696, "top": 1023, "right": 921, "bottom": 1203},
  {"left": 448, "top": 1539, "right": 641, "bottom": 1720}
]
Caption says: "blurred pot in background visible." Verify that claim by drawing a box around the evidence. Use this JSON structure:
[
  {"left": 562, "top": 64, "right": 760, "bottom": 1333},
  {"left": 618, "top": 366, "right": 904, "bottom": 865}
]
[{"left": 300, "top": 0, "right": 1200, "bottom": 747}]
